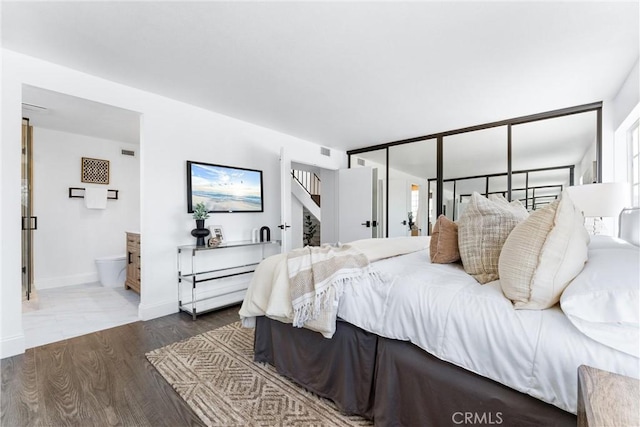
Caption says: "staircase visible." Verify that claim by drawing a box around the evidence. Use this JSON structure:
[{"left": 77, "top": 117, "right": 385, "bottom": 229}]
[
  {"left": 291, "top": 169, "right": 321, "bottom": 246},
  {"left": 292, "top": 170, "right": 321, "bottom": 208}
]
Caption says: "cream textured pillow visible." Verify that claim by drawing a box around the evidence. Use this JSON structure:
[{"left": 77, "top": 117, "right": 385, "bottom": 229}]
[
  {"left": 430, "top": 215, "right": 460, "bottom": 264},
  {"left": 458, "top": 192, "right": 529, "bottom": 284},
  {"left": 499, "top": 192, "right": 590, "bottom": 309}
]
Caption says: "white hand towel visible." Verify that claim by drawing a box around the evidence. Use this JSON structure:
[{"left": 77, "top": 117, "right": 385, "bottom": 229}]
[{"left": 84, "top": 187, "right": 108, "bottom": 209}]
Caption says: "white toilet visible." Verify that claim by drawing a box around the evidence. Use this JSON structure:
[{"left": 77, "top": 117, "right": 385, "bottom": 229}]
[{"left": 95, "top": 255, "right": 127, "bottom": 287}]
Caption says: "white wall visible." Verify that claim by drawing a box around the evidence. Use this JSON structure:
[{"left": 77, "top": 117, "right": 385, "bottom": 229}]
[
  {"left": 612, "top": 60, "right": 640, "bottom": 185},
  {"left": 612, "top": 59, "right": 639, "bottom": 132},
  {"left": 291, "top": 196, "right": 304, "bottom": 249},
  {"left": 32, "top": 127, "right": 140, "bottom": 289},
  {"left": 1, "top": 49, "right": 346, "bottom": 358},
  {"left": 603, "top": 59, "right": 640, "bottom": 183}
]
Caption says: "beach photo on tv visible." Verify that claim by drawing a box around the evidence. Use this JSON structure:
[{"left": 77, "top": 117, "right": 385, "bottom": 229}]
[{"left": 189, "top": 162, "right": 263, "bottom": 212}]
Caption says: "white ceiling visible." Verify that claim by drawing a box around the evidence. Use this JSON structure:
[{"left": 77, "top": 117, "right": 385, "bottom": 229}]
[
  {"left": 2, "top": 1, "right": 638, "bottom": 153},
  {"left": 22, "top": 85, "right": 141, "bottom": 144}
]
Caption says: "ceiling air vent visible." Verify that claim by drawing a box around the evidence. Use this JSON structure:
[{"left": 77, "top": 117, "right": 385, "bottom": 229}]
[
  {"left": 21, "top": 103, "right": 49, "bottom": 114},
  {"left": 320, "top": 147, "right": 331, "bottom": 157},
  {"left": 121, "top": 149, "right": 136, "bottom": 157},
  {"left": 357, "top": 158, "right": 365, "bottom": 166}
]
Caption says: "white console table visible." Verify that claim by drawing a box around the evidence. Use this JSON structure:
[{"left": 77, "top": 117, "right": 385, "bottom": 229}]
[{"left": 177, "top": 240, "right": 280, "bottom": 320}]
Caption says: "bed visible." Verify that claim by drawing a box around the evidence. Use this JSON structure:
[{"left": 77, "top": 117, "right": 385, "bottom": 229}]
[{"left": 240, "top": 202, "right": 640, "bottom": 426}]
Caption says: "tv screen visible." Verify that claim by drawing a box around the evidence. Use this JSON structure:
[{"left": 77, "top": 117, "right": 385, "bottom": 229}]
[{"left": 187, "top": 160, "right": 264, "bottom": 213}]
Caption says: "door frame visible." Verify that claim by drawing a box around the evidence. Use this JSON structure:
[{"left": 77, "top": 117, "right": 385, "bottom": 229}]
[
  {"left": 281, "top": 148, "right": 341, "bottom": 249},
  {"left": 21, "top": 118, "right": 35, "bottom": 301}
]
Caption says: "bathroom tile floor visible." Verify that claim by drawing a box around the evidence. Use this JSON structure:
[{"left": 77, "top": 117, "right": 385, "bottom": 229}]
[{"left": 22, "top": 282, "right": 140, "bottom": 349}]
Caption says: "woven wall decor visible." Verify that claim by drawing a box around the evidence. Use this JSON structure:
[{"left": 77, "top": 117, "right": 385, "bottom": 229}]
[{"left": 81, "top": 157, "right": 110, "bottom": 184}]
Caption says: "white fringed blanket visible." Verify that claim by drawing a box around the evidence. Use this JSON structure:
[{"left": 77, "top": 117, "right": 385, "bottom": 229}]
[
  {"left": 288, "top": 244, "right": 370, "bottom": 328},
  {"left": 239, "top": 236, "right": 430, "bottom": 337}
]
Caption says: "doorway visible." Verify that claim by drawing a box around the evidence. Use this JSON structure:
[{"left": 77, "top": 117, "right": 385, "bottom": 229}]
[
  {"left": 280, "top": 151, "right": 340, "bottom": 251},
  {"left": 21, "top": 85, "right": 142, "bottom": 348}
]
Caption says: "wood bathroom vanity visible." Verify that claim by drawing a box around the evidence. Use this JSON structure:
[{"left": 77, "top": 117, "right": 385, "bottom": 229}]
[{"left": 125, "top": 232, "right": 141, "bottom": 294}]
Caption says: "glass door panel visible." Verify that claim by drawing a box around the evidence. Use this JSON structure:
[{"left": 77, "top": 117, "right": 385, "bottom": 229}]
[
  {"left": 442, "top": 126, "right": 508, "bottom": 220},
  {"left": 388, "top": 139, "right": 436, "bottom": 236},
  {"left": 21, "top": 118, "right": 35, "bottom": 301},
  {"left": 511, "top": 111, "right": 596, "bottom": 211}
]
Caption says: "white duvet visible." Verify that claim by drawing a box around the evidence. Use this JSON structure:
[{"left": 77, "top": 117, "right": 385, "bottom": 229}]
[
  {"left": 240, "top": 237, "right": 640, "bottom": 414},
  {"left": 239, "top": 236, "right": 430, "bottom": 331}
]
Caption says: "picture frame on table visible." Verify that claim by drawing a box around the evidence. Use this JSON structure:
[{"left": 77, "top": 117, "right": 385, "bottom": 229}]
[{"left": 209, "top": 225, "right": 225, "bottom": 243}]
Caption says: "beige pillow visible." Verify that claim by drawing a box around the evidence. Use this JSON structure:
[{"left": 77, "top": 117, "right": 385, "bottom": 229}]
[
  {"left": 458, "top": 192, "right": 529, "bottom": 284},
  {"left": 499, "top": 192, "right": 589, "bottom": 309},
  {"left": 430, "top": 215, "right": 460, "bottom": 263}
]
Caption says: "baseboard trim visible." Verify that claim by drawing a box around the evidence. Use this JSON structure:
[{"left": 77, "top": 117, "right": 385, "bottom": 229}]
[
  {"left": 35, "top": 273, "right": 99, "bottom": 290},
  {"left": 1, "top": 333, "right": 25, "bottom": 359},
  {"left": 138, "top": 299, "right": 178, "bottom": 321}
]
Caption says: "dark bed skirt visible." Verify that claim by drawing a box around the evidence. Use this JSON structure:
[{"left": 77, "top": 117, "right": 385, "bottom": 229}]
[
  {"left": 254, "top": 316, "right": 378, "bottom": 419},
  {"left": 255, "top": 316, "right": 576, "bottom": 427}
]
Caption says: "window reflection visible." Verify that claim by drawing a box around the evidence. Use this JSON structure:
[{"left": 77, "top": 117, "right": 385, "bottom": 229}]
[
  {"left": 512, "top": 111, "right": 596, "bottom": 201},
  {"left": 442, "top": 126, "right": 508, "bottom": 221},
  {"left": 388, "top": 140, "right": 436, "bottom": 236},
  {"left": 347, "top": 104, "right": 601, "bottom": 236}
]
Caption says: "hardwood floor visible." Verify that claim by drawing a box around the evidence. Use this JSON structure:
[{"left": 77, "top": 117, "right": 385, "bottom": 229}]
[{"left": 1, "top": 305, "right": 241, "bottom": 427}]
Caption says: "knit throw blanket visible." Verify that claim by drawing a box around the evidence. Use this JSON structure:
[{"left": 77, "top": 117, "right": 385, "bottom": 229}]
[{"left": 287, "top": 244, "right": 370, "bottom": 328}]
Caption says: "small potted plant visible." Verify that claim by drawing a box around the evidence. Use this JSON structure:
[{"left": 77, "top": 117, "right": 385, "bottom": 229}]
[
  {"left": 193, "top": 201, "right": 210, "bottom": 222},
  {"left": 191, "top": 202, "right": 210, "bottom": 246}
]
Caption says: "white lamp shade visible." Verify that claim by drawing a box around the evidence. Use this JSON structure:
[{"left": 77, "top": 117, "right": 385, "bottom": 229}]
[{"left": 565, "top": 182, "right": 631, "bottom": 217}]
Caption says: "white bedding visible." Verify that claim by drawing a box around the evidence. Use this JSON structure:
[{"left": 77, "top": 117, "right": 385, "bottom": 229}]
[
  {"left": 239, "top": 236, "right": 430, "bottom": 333},
  {"left": 337, "top": 247, "right": 640, "bottom": 414},
  {"left": 240, "top": 236, "right": 640, "bottom": 414}
]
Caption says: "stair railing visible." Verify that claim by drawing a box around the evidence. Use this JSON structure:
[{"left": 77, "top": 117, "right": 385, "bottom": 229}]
[{"left": 291, "top": 170, "right": 321, "bottom": 197}]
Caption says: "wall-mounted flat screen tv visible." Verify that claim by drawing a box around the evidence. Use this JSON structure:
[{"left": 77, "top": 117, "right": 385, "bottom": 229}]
[{"left": 187, "top": 160, "right": 264, "bottom": 213}]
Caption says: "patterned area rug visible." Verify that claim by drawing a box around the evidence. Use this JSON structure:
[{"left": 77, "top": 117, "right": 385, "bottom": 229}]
[{"left": 146, "top": 322, "right": 371, "bottom": 426}]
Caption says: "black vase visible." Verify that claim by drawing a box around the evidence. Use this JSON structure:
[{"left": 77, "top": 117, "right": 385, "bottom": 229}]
[
  {"left": 191, "top": 219, "right": 210, "bottom": 246},
  {"left": 260, "top": 226, "right": 271, "bottom": 242}
]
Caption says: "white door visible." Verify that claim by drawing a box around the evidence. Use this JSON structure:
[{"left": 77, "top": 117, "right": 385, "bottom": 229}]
[
  {"left": 389, "top": 179, "right": 409, "bottom": 237},
  {"left": 338, "top": 167, "right": 375, "bottom": 243},
  {"left": 279, "top": 147, "right": 292, "bottom": 253}
]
